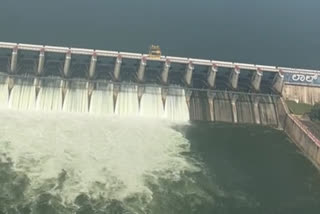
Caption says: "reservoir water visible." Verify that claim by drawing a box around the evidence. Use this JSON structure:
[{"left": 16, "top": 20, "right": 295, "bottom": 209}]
[{"left": 1, "top": 0, "right": 320, "bottom": 213}]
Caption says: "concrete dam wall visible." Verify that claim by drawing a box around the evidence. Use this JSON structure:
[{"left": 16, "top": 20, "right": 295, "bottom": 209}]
[
  {"left": 282, "top": 85, "right": 320, "bottom": 105},
  {"left": 282, "top": 72, "right": 320, "bottom": 104},
  {"left": 276, "top": 98, "right": 320, "bottom": 169},
  {"left": 1, "top": 41, "right": 320, "bottom": 109},
  {"left": 189, "top": 91, "right": 279, "bottom": 127}
]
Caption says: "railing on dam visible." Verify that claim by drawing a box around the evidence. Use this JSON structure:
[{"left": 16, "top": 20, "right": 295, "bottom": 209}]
[
  {"left": 0, "top": 41, "right": 319, "bottom": 96},
  {"left": 1, "top": 41, "right": 320, "bottom": 74}
]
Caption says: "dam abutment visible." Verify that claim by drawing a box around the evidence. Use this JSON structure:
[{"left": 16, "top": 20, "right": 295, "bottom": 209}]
[{"left": 276, "top": 98, "right": 320, "bottom": 169}]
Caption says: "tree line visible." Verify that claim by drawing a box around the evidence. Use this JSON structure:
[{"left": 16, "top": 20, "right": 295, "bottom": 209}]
[{"left": 310, "top": 103, "right": 320, "bottom": 121}]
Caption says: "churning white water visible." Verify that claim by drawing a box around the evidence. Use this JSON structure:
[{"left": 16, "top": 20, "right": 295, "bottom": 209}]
[
  {"left": 165, "top": 88, "right": 190, "bottom": 122},
  {"left": 115, "top": 84, "right": 139, "bottom": 117},
  {"left": 140, "top": 86, "right": 164, "bottom": 118},
  {"left": 63, "top": 88, "right": 89, "bottom": 113},
  {"left": 0, "top": 83, "right": 9, "bottom": 108},
  {"left": 0, "top": 109, "right": 198, "bottom": 206},
  {"left": 0, "top": 78, "right": 191, "bottom": 123},
  {"left": 89, "top": 84, "right": 114, "bottom": 115},
  {"left": 8, "top": 84, "right": 36, "bottom": 110},
  {"left": 36, "top": 86, "right": 63, "bottom": 111}
]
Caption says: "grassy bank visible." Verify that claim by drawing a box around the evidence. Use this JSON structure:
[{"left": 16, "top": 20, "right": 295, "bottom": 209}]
[{"left": 285, "top": 100, "right": 313, "bottom": 115}]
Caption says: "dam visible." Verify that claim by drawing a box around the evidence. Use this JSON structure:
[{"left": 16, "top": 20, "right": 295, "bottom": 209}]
[
  {"left": 2, "top": 0, "right": 320, "bottom": 212},
  {"left": 1, "top": 41, "right": 319, "bottom": 125},
  {"left": 1, "top": 41, "right": 320, "bottom": 213}
]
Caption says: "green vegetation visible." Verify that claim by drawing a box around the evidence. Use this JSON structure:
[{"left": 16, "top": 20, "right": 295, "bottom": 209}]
[
  {"left": 286, "top": 100, "right": 320, "bottom": 121},
  {"left": 309, "top": 103, "right": 320, "bottom": 121},
  {"left": 285, "top": 100, "right": 313, "bottom": 115}
]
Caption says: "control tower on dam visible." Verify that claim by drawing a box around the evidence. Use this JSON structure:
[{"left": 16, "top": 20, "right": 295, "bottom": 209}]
[{"left": 0, "top": 42, "right": 319, "bottom": 124}]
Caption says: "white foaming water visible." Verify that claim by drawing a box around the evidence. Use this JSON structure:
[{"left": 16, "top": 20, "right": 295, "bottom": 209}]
[
  {"left": 0, "top": 109, "right": 198, "bottom": 205},
  {"left": 8, "top": 84, "right": 36, "bottom": 110},
  {"left": 63, "top": 88, "right": 89, "bottom": 113},
  {"left": 36, "top": 86, "right": 63, "bottom": 112},
  {"left": 89, "top": 84, "right": 114, "bottom": 115},
  {"left": 115, "top": 84, "right": 139, "bottom": 117},
  {"left": 140, "top": 86, "right": 164, "bottom": 118},
  {"left": 165, "top": 88, "right": 190, "bottom": 122},
  {"left": 0, "top": 84, "right": 9, "bottom": 108},
  {"left": 2, "top": 79, "right": 191, "bottom": 123}
]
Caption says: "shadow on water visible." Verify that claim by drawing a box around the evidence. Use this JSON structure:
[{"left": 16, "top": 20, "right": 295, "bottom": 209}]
[{"left": 174, "top": 121, "right": 320, "bottom": 214}]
